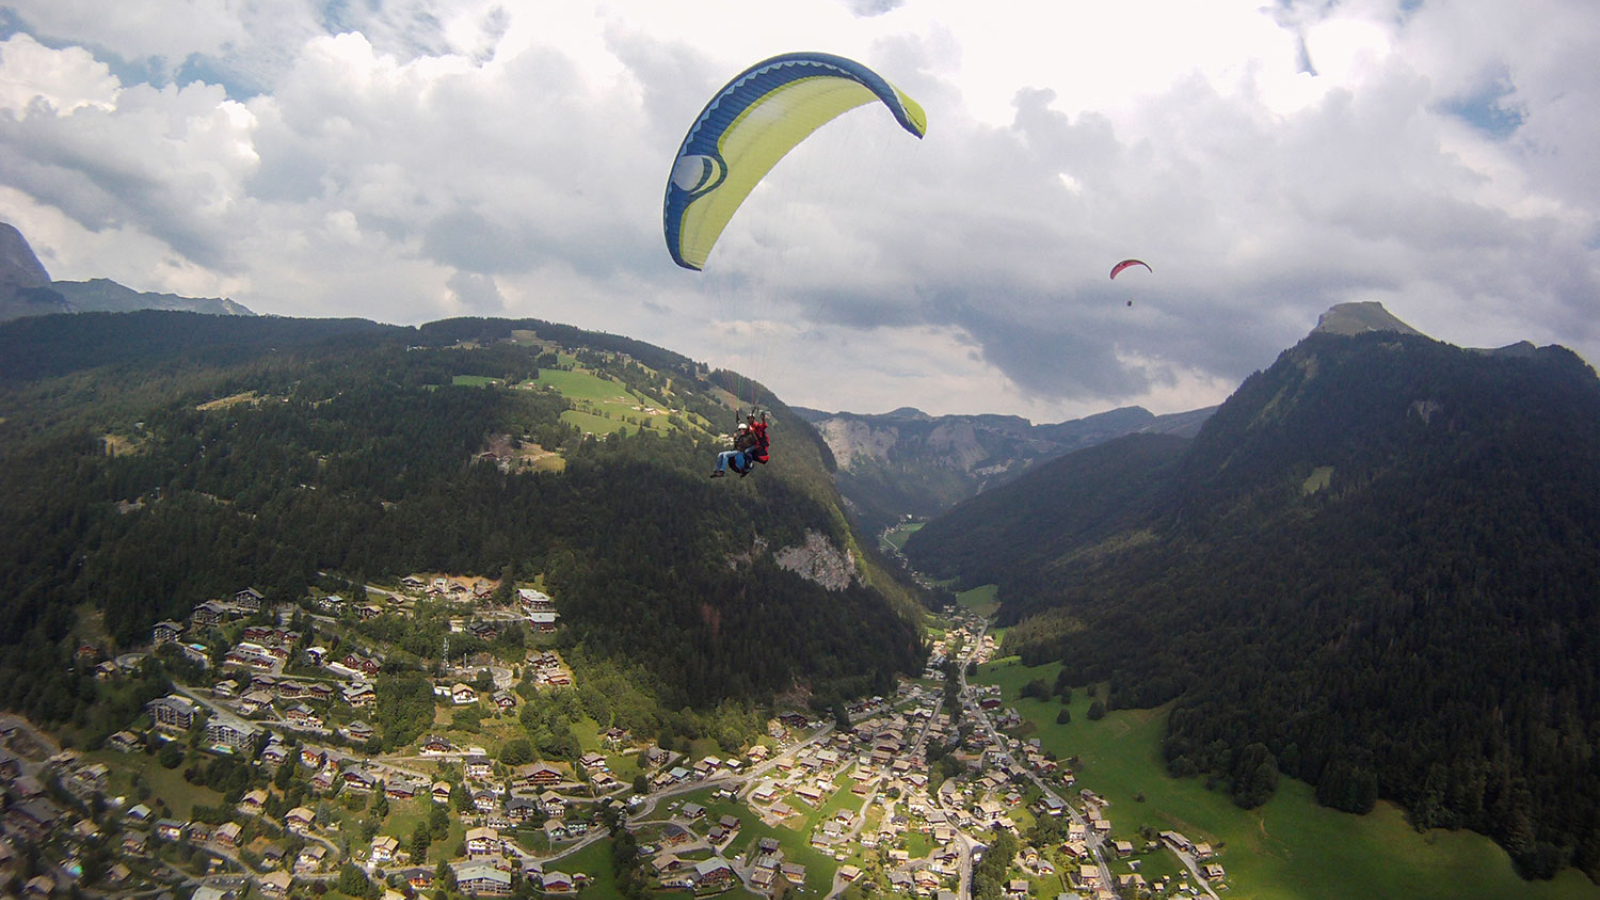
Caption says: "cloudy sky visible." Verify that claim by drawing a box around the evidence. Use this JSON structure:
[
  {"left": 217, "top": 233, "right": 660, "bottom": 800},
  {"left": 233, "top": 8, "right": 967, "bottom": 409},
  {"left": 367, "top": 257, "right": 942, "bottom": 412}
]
[{"left": 2, "top": 0, "right": 1597, "bottom": 421}]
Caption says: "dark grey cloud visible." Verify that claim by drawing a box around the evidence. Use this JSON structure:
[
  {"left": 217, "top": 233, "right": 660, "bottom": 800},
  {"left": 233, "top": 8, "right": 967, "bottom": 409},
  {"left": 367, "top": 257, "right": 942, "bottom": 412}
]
[
  {"left": 447, "top": 269, "right": 504, "bottom": 313},
  {"left": 0, "top": 103, "right": 236, "bottom": 268},
  {"left": 423, "top": 210, "right": 532, "bottom": 276},
  {"left": 926, "top": 289, "right": 1152, "bottom": 399}
]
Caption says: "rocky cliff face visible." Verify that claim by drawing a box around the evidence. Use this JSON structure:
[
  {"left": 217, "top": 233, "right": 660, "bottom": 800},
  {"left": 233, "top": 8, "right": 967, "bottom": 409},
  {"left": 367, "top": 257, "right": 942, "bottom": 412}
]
[
  {"left": 813, "top": 417, "right": 903, "bottom": 472},
  {"left": 0, "top": 223, "right": 50, "bottom": 291},
  {"left": 793, "top": 403, "right": 1214, "bottom": 532},
  {"left": 774, "top": 530, "right": 858, "bottom": 591},
  {"left": 0, "top": 223, "right": 69, "bottom": 321}
]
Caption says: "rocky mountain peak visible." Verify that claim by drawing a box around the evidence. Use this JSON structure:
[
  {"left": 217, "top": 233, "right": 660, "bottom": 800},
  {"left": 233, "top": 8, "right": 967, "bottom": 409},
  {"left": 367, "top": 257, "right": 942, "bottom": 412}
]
[
  {"left": 1310, "top": 301, "right": 1424, "bottom": 337},
  {"left": 0, "top": 222, "right": 52, "bottom": 296},
  {"left": 0, "top": 223, "right": 69, "bottom": 321}
]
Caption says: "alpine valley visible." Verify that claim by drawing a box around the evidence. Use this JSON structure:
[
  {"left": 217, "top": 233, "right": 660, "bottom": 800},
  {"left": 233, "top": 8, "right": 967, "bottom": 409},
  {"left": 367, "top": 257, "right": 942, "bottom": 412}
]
[
  {"left": 0, "top": 266, "right": 1597, "bottom": 900},
  {"left": 904, "top": 302, "right": 1600, "bottom": 887}
]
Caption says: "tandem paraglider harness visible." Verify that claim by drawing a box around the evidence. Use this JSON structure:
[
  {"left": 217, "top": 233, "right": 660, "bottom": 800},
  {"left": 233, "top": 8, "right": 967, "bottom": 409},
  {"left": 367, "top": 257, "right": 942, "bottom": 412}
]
[{"left": 711, "top": 409, "right": 770, "bottom": 479}]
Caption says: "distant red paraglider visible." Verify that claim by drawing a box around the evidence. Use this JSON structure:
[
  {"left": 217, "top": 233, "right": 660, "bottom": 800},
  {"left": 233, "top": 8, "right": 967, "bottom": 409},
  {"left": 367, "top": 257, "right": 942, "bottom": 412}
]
[{"left": 1110, "top": 259, "right": 1152, "bottom": 280}]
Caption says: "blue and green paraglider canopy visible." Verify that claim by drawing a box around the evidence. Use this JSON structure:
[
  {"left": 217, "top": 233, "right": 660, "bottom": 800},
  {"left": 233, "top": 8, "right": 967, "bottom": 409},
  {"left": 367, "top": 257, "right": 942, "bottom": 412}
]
[{"left": 664, "top": 52, "right": 927, "bottom": 271}]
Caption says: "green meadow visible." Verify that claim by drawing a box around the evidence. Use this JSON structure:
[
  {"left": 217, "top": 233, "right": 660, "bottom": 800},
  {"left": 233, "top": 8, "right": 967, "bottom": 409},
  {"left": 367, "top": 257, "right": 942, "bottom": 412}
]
[
  {"left": 955, "top": 583, "right": 1000, "bottom": 617},
  {"left": 668, "top": 782, "right": 849, "bottom": 896},
  {"left": 533, "top": 368, "right": 632, "bottom": 403},
  {"left": 975, "top": 658, "right": 1600, "bottom": 900},
  {"left": 531, "top": 367, "right": 687, "bottom": 438},
  {"left": 377, "top": 798, "right": 464, "bottom": 864},
  {"left": 83, "top": 748, "right": 222, "bottom": 819},
  {"left": 882, "top": 522, "right": 923, "bottom": 552},
  {"left": 549, "top": 838, "right": 618, "bottom": 897}
]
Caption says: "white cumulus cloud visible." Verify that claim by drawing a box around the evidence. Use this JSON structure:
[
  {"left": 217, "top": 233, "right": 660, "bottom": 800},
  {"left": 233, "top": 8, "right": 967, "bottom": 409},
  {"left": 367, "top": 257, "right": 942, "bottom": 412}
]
[{"left": 0, "top": 0, "right": 1595, "bottom": 420}]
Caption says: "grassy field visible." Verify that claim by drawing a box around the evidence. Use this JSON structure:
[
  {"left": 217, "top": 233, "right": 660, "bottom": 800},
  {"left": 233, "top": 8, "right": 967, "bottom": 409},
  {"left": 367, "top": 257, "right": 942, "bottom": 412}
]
[
  {"left": 536, "top": 370, "right": 678, "bottom": 431},
  {"left": 881, "top": 522, "right": 923, "bottom": 552},
  {"left": 549, "top": 837, "right": 617, "bottom": 897},
  {"left": 559, "top": 408, "right": 633, "bottom": 436},
  {"left": 378, "top": 798, "right": 465, "bottom": 864},
  {"left": 437, "top": 366, "right": 690, "bottom": 440},
  {"left": 672, "top": 783, "right": 846, "bottom": 896},
  {"left": 533, "top": 369, "right": 631, "bottom": 403},
  {"left": 83, "top": 748, "right": 223, "bottom": 819},
  {"left": 975, "top": 658, "right": 1600, "bottom": 900},
  {"left": 955, "top": 583, "right": 1000, "bottom": 617}
]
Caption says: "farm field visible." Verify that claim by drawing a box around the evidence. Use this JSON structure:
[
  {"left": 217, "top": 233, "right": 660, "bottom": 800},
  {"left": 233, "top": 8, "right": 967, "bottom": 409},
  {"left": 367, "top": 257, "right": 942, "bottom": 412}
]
[
  {"left": 955, "top": 583, "right": 1000, "bottom": 617},
  {"left": 975, "top": 658, "right": 1600, "bottom": 900},
  {"left": 532, "top": 368, "right": 681, "bottom": 437},
  {"left": 881, "top": 522, "right": 923, "bottom": 551}
]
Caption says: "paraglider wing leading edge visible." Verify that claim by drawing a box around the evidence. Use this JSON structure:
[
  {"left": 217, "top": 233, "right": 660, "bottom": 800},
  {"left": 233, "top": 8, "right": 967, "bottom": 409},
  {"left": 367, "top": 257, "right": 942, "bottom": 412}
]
[
  {"left": 1110, "top": 259, "right": 1152, "bottom": 280},
  {"left": 664, "top": 52, "right": 927, "bottom": 271}
]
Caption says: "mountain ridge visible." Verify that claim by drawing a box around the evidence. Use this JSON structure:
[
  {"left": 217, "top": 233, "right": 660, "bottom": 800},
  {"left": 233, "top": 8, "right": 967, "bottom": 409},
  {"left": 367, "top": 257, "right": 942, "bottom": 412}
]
[
  {"left": 903, "top": 309, "right": 1600, "bottom": 880},
  {"left": 0, "top": 222, "right": 255, "bottom": 322},
  {"left": 50, "top": 277, "right": 255, "bottom": 317},
  {"left": 792, "top": 402, "right": 1214, "bottom": 532}
]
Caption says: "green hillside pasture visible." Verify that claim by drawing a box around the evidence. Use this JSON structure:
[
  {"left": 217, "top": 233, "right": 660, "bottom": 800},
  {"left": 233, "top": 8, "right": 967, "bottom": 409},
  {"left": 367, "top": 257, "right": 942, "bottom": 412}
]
[
  {"left": 84, "top": 749, "right": 222, "bottom": 819},
  {"left": 900, "top": 830, "right": 933, "bottom": 859},
  {"left": 572, "top": 716, "right": 602, "bottom": 752},
  {"left": 529, "top": 368, "right": 681, "bottom": 437},
  {"left": 452, "top": 375, "right": 501, "bottom": 387},
  {"left": 548, "top": 836, "right": 616, "bottom": 897},
  {"left": 568, "top": 716, "right": 643, "bottom": 783},
  {"left": 561, "top": 408, "right": 631, "bottom": 437},
  {"left": 956, "top": 584, "right": 1000, "bottom": 617},
  {"left": 379, "top": 798, "right": 464, "bottom": 864},
  {"left": 674, "top": 784, "right": 847, "bottom": 896},
  {"left": 975, "top": 658, "right": 1600, "bottom": 900},
  {"left": 534, "top": 368, "right": 630, "bottom": 403},
  {"left": 1302, "top": 465, "right": 1334, "bottom": 494},
  {"left": 882, "top": 522, "right": 924, "bottom": 551}
]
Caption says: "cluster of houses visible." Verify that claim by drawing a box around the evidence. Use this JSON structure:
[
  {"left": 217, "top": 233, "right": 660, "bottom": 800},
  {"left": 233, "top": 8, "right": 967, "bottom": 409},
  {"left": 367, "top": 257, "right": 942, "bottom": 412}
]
[
  {"left": 133, "top": 588, "right": 271, "bottom": 676},
  {"left": 58, "top": 684, "right": 613, "bottom": 897},
  {"left": 144, "top": 694, "right": 265, "bottom": 754},
  {"left": 401, "top": 575, "right": 497, "bottom": 603},
  {"left": 525, "top": 651, "right": 572, "bottom": 689},
  {"left": 25, "top": 574, "right": 1242, "bottom": 900},
  {"left": 922, "top": 615, "right": 998, "bottom": 678},
  {"left": 515, "top": 589, "right": 560, "bottom": 633},
  {"left": 0, "top": 738, "right": 283, "bottom": 896}
]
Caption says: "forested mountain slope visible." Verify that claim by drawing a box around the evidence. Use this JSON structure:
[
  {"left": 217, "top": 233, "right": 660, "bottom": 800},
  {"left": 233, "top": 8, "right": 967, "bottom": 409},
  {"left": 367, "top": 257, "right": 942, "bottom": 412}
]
[
  {"left": 896, "top": 431, "right": 1190, "bottom": 589},
  {"left": 0, "top": 311, "right": 924, "bottom": 731},
  {"left": 904, "top": 314, "right": 1600, "bottom": 881}
]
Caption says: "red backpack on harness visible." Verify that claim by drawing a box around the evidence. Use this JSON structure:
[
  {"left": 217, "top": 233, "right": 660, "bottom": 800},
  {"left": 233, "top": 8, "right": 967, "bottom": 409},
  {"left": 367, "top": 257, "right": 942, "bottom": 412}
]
[{"left": 748, "top": 421, "right": 770, "bottom": 464}]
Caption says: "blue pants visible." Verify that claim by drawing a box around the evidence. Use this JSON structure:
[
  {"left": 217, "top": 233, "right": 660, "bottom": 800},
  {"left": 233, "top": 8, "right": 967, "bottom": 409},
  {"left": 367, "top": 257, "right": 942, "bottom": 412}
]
[{"left": 716, "top": 450, "right": 751, "bottom": 474}]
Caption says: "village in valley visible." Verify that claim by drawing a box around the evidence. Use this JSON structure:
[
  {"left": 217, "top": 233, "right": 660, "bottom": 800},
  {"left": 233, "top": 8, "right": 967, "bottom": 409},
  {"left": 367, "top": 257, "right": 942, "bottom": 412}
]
[{"left": 0, "top": 577, "right": 1229, "bottom": 900}]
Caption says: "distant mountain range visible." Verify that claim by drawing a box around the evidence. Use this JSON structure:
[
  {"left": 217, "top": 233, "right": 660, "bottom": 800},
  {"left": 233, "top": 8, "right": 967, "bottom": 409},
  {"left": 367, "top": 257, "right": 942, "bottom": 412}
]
[
  {"left": 904, "top": 302, "right": 1600, "bottom": 881},
  {"left": 792, "top": 403, "right": 1214, "bottom": 533},
  {"left": 0, "top": 222, "right": 254, "bottom": 322}
]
